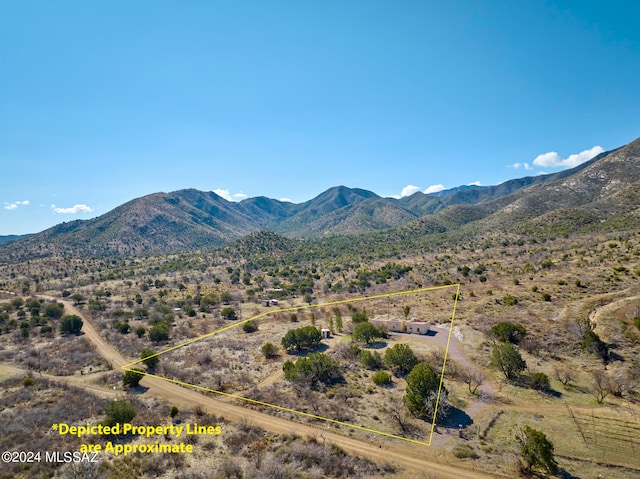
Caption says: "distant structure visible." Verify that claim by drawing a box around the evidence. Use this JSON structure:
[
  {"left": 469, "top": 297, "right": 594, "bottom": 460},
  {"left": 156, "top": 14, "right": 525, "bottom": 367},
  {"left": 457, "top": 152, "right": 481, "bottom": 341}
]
[
  {"left": 371, "top": 317, "right": 430, "bottom": 335},
  {"left": 321, "top": 328, "right": 331, "bottom": 339},
  {"left": 261, "top": 299, "right": 280, "bottom": 307}
]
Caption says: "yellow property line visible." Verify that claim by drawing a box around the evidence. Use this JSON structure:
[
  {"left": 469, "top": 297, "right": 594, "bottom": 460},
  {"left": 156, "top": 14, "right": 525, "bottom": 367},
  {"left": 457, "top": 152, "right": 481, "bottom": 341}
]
[{"left": 122, "top": 284, "right": 461, "bottom": 447}]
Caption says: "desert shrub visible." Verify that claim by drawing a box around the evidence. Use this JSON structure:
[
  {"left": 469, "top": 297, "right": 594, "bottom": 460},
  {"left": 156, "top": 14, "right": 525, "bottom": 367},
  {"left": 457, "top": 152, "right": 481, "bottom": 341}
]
[
  {"left": 149, "top": 322, "right": 170, "bottom": 342},
  {"left": 141, "top": 348, "right": 159, "bottom": 369},
  {"left": 490, "top": 321, "right": 526, "bottom": 344},
  {"left": 371, "top": 371, "right": 392, "bottom": 386},
  {"left": 530, "top": 372, "right": 550, "bottom": 391},
  {"left": 261, "top": 342, "right": 278, "bottom": 359},
  {"left": 242, "top": 320, "right": 258, "bottom": 333},
  {"left": 221, "top": 307, "right": 237, "bottom": 320},
  {"left": 503, "top": 294, "right": 518, "bottom": 306},
  {"left": 283, "top": 353, "right": 341, "bottom": 389},
  {"left": 122, "top": 368, "right": 145, "bottom": 388},
  {"left": 359, "top": 350, "right": 383, "bottom": 369},
  {"left": 582, "top": 330, "right": 608, "bottom": 362},
  {"left": 59, "top": 315, "right": 83, "bottom": 335},
  {"left": 103, "top": 400, "right": 137, "bottom": 427},
  {"left": 112, "top": 319, "right": 130, "bottom": 334},
  {"left": 44, "top": 303, "right": 64, "bottom": 319},
  {"left": 452, "top": 444, "right": 479, "bottom": 459}
]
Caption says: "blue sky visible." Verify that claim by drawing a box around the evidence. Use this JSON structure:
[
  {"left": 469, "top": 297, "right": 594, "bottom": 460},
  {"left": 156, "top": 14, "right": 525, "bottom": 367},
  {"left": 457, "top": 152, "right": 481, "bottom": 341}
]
[{"left": 1, "top": 1, "right": 639, "bottom": 235}]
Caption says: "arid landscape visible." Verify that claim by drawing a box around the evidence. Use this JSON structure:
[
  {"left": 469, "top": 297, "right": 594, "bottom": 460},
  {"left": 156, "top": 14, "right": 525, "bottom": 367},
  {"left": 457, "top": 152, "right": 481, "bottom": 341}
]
[{"left": 1, "top": 137, "right": 640, "bottom": 478}]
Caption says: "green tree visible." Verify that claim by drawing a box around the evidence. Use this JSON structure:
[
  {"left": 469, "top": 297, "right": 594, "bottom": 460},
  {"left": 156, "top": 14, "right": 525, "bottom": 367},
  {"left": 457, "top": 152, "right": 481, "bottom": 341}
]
[
  {"left": 122, "top": 368, "right": 145, "bottom": 388},
  {"left": 44, "top": 303, "right": 64, "bottom": 319},
  {"left": 351, "top": 308, "right": 369, "bottom": 324},
  {"left": 582, "top": 330, "right": 608, "bottom": 363},
  {"left": 333, "top": 307, "right": 343, "bottom": 332},
  {"left": 490, "top": 342, "right": 526, "bottom": 380},
  {"left": 282, "top": 353, "right": 341, "bottom": 389},
  {"left": 221, "top": 307, "right": 238, "bottom": 320},
  {"left": 70, "top": 293, "right": 85, "bottom": 305},
  {"left": 353, "top": 321, "right": 386, "bottom": 345},
  {"left": 359, "top": 349, "right": 384, "bottom": 369},
  {"left": 148, "top": 322, "right": 170, "bottom": 342},
  {"left": 103, "top": 400, "right": 137, "bottom": 427},
  {"left": 113, "top": 319, "right": 130, "bottom": 334},
  {"left": 261, "top": 342, "right": 278, "bottom": 359},
  {"left": 141, "top": 348, "right": 159, "bottom": 369},
  {"left": 59, "top": 315, "right": 83, "bottom": 335},
  {"left": 403, "top": 363, "right": 443, "bottom": 417},
  {"left": 403, "top": 305, "right": 411, "bottom": 320},
  {"left": 490, "top": 321, "right": 526, "bottom": 344},
  {"left": 517, "top": 426, "right": 558, "bottom": 475},
  {"left": 242, "top": 320, "right": 258, "bottom": 333},
  {"left": 11, "top": 297, "right": 24, "bottom": 309},
  {"left": 169, "top": 406, "right": 179, "bottom": 419},
  {"left": 530, "top": 372, "right": 550, "bottom": 391},
  {"left": 384, "top": 343, "right": 418, "bottom": 376},
  {"left": 281, "top": 326, "right": 322, "bottom": 352}
]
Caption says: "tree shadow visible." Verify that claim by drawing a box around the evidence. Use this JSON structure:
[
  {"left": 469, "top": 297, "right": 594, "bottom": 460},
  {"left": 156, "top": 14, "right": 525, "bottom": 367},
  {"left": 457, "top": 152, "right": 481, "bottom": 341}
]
[
  {"left": 365, "top": 340, "right": 388, "bottom": 350},
  {"left": 558, "top": 469, "right": 581, "bottom": 479},
  {"left": 126, "top": 385, "right": 150, "bottom": 395},
  {"left": 440, "top": 406, "right": 473, "bottom": 429},
  {"left": 287, "top": 343, "right": 330, "bottom": 357}
]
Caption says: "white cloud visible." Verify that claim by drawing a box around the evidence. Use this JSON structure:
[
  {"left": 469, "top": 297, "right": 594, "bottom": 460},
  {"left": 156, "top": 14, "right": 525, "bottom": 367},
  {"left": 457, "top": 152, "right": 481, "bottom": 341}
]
[
  {"left": 467, "top": 181, "right": 482, "bottom": 186},
  {"left": 400, "top": 185, "right": 421, "bottom": 197},
  {"left": 279, "top": 197, "right": 293, "bottom": 203},
  {"left": 213, "top": 189, "right": 232, "bottom": 201},
  {"left": 424, "top": 184, "right": 445, "bottom": 194},
  {"left": 3, "top": 200, "right": 29, "bottom": 210},
  {"left": 509, "top": 162, "right": 533, "bottom": 171},
  {"left": 213, "top": 189, "right": 250, "bottom": 202},
  {"left": 533, "top": 145, "right": 604, "bottom": 169},
  {"left": 51, "top": 204, "right": 93, "bottom": 214}
]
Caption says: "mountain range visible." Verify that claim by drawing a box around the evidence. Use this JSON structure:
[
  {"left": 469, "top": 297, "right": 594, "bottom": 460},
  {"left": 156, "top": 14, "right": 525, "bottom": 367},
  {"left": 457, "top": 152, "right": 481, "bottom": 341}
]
[{"left": 1, "top": 137, "right": 638, "bottom": 260}]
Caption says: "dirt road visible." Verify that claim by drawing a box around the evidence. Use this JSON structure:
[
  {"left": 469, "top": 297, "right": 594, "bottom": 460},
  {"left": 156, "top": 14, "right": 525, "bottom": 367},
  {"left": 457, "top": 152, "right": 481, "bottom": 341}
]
[{"left": 0, "top": 362, "right": 118, "bottom": 399}]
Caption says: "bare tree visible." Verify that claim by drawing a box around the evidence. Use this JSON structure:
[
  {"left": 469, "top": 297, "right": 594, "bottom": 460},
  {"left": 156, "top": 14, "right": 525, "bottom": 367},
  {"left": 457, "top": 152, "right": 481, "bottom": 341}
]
[
  {"left": 589, "top": 369, "right": 611, "bottom": 404},
  {"left": 424, "top": 389, "right": 450, "bottom": 424},
  {"left": 554, "top": 365, "right": 574, "bottom": 386},
  {"left": 389, "top": 399, "right": 412, "bottom": 434},
  {"left": 461, "top": 369, "right": 485, "bottom": 394}
]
